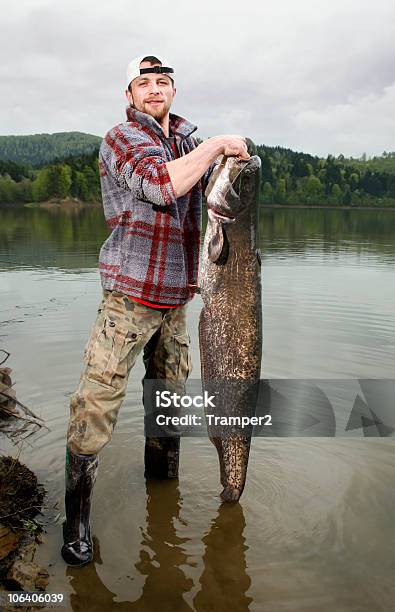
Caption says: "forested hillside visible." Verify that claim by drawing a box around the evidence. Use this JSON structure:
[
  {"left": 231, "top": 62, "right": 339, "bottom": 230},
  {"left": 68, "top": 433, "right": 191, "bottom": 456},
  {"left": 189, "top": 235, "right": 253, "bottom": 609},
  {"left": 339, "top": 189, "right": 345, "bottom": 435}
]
[
  {"left": 0, "top": 131, "right": 394, "bottom": 207},
  {"left": 258, "top": 146, "right": 395, "bottom": 207},
  {"left": 0, "top": 151, "right": 101, "bottom": 204},
  {"left": 345, "top": 151, "right": 395, "bottom": 175},
  {"left": 0, "top": 132, "right": 102, "bottom": 166}
]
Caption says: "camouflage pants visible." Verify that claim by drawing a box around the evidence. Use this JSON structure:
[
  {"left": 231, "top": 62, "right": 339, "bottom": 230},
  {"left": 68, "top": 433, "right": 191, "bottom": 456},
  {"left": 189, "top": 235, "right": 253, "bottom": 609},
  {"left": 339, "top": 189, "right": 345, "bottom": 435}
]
[{"left": 66, "top": 290, "right": 192, "bottom": 455}]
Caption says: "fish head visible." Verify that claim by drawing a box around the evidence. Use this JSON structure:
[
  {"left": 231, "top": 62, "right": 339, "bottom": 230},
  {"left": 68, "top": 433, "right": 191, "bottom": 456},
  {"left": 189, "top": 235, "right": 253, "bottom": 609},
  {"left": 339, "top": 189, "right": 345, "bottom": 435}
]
[
  {"left": 205, "top": 139, "right": 261, "bottom": 263},
  {"left": 230, "top": 154, "right": 262, "bottom": 219},
  {"left": 206, "top": 145, "right": 261, "bottom": 222}
]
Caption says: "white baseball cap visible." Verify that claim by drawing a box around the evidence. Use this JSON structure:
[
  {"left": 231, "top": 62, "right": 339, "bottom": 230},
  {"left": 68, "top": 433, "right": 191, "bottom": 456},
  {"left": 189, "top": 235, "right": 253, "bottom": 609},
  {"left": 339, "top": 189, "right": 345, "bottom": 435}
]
[{"left": 126, "top": 54, "right": 175, "bottom": 89}]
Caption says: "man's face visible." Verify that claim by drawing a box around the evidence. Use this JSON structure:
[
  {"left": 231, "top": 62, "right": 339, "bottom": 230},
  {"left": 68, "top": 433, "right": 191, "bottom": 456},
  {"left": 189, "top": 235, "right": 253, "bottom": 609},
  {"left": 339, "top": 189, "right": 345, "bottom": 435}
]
[{"left": 126, "top": 61, "right": 176, "bottom": 122}]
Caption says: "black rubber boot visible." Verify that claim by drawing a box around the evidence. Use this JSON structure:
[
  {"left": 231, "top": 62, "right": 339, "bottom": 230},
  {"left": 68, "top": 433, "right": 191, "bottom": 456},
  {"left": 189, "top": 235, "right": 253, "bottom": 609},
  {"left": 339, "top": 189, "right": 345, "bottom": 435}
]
[
  {"left": 144, "top": 436, "right": 180, "bottom": 479},
  {"left": 61, "top": 446, "right": 98, "bottom": 567}
]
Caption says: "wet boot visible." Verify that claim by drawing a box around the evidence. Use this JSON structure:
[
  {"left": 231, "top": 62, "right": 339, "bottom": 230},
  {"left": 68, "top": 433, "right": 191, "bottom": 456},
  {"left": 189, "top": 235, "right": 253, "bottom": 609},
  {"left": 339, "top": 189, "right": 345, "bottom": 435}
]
[
  {"left": 61, "top": 446, "right": 99, "bottom": 567},
  {"left": 144, "top": 436, "right": 180, "bottom": 479}
]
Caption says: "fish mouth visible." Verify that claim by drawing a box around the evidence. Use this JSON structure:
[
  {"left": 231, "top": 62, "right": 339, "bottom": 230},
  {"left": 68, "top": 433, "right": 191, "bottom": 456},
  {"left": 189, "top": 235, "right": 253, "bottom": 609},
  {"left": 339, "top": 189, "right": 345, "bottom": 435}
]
[{"left": 207, "top": 207, "right": 235, "bottom": 223}]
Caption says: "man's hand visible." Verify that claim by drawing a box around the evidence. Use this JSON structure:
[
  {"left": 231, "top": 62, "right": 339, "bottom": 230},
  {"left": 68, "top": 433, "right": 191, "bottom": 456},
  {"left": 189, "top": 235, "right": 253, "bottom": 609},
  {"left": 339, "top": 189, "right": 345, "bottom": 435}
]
[{"left": 210, "top": 135, "right": 250, "bottom": 160}]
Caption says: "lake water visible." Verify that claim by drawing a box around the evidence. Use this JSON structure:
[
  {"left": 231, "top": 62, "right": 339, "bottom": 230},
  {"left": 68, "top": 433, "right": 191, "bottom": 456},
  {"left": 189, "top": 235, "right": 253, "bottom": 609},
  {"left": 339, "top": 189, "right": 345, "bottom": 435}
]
[{"left": 1, "top": 205, "right": 395, "bottom": 611}]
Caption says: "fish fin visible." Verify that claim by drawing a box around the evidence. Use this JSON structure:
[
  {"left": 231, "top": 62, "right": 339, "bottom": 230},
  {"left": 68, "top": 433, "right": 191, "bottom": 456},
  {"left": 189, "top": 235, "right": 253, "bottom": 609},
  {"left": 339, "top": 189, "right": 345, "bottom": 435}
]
[
  {"left": 208, "top": 222, "right": 229, "bottom": 264},
  {"left": 208, "top": 220, "right": 224, "bottom": 262}
]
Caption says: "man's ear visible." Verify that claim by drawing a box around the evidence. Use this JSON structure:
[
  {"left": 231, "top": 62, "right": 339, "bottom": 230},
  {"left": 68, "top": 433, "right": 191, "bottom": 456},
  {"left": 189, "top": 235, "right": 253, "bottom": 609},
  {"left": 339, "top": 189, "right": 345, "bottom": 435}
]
[{"left": 126, "top": 89, "right": 134, "bottom": 106}]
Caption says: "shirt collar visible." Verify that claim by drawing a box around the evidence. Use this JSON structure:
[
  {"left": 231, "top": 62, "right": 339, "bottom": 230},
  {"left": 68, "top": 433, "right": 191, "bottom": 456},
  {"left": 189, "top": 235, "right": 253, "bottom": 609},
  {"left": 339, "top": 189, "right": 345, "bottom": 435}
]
[{"left": 126, "top": 106, "right": 197, "bottom": 139}]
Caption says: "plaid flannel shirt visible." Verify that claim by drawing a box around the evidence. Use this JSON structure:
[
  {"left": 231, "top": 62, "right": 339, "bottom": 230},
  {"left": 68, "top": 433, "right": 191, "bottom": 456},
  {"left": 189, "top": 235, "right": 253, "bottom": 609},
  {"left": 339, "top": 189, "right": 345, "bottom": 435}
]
[{"left": 98, "top": 106, "right": 217, "bottom": 306}]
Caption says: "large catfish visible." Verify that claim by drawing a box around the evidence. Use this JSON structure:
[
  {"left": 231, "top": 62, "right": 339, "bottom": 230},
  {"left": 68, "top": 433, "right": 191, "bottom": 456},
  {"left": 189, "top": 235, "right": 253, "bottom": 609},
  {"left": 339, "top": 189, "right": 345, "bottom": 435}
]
[{"left": 199, "top": 140, "right": 262, "bottom": 503}]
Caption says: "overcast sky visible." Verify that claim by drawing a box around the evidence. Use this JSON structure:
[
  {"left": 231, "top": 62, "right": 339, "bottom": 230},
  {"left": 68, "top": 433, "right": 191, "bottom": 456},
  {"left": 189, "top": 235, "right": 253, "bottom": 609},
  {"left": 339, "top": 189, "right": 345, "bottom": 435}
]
[{"left": 1, "top": 0, "right": 394, "bottom": 157}]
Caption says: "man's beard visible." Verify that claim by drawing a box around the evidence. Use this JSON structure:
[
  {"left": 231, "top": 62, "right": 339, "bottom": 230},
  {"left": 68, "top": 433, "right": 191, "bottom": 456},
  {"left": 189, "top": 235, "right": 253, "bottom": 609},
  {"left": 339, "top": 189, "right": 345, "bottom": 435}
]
[{"left": 142, "top": 99, "right": 170, "bottom": 123}]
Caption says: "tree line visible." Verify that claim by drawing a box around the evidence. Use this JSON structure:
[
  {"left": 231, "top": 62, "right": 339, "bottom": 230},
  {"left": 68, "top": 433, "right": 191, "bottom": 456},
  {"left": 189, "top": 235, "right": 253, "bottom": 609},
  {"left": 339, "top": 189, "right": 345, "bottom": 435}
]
[
  {"left": 1, "top": 136, "right": 395, "bottom": 207},
  {"left": 0, "top": 152, "right": 101, "bottom": 204},
  {"left": 258, "top": 146, "right": 395, "bottom": 207}
]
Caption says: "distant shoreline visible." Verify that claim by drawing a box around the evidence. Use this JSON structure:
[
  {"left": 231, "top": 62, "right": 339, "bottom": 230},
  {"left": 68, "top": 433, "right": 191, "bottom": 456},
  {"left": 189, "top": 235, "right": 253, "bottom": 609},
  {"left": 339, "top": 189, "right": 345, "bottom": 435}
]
[
  {"left": 1, "top": 200, "right": 395, "bottom": 212},
  {"left": 23, "top": 197, "right": 101, "bottom": 209},
  {"left": 260, "top": 204, "right": 395, "bottom": 211},
  {"left": 0, "top": 197, "right": 101, "bottom": 208}
]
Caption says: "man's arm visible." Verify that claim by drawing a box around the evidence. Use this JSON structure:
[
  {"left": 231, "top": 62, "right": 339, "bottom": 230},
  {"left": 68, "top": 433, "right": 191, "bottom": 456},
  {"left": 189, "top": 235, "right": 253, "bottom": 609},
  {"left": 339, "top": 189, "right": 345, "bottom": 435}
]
[
  {"left": 101, "top": 125, "right": 178, "bottom": 208},
  {"left": 101, "top": 127, "right": 249, "bottom": 208},
  {"left": 166, "top": 135, "right": 249, "bottom": 198}
]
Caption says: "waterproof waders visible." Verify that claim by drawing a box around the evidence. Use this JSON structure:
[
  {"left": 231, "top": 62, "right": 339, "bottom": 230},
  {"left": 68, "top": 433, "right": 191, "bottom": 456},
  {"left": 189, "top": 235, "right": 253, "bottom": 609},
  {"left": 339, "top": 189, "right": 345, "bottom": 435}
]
[{"left": 63, "top": 291, "right": 191, "bottom": 566}]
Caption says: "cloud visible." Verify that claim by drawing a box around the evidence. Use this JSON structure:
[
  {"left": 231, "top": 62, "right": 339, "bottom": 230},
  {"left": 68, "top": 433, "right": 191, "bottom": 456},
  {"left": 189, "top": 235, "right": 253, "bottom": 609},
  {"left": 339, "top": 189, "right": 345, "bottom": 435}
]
[
  {"left": 1, "top": 0, "right": 394, "bottom": 156},
  {"left": 291, "top": 84, "right": 395, "bottom": 157}
]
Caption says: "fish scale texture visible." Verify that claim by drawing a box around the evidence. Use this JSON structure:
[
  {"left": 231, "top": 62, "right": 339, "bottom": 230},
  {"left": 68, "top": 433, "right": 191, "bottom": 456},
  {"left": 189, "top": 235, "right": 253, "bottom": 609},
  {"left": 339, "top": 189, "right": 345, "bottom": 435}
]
[{"left": 199, "top": 154, "right": 262, "bottom": 501}]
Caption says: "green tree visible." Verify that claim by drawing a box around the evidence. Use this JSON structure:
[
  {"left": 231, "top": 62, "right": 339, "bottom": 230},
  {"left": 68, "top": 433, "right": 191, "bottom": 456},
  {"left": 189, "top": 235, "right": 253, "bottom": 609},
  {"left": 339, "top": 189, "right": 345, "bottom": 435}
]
[
  {"left": 47, "top": 164, "right": 72, "bottom": 198},
  {"left": 74, "top": 171, "right": 90, "bottom": 200},
  {"left": 306, "top": 163, "right": 314, "bottom": 176},
  {"left": 331, "top": 183, "right": 342, "bottom": 204},
  {"left": 275, "top": 178, "right": 287, "bottom": 204},
  {"left": 306, "top": 176, "right": 323, "bottom": 196},
  {"left": 16, "top": 178, "right": 33, "bottom": 202},
  {"left": 82, "top": 166, "right": 100, "bottom": 201},
  {"left": 262, "top": 182, "right": 273, "bottom": 203},
  {"left": 350, "top": 172, "right": 360, "bottom": 191},
  {"left": 0, "top": 176, "right": 17, "bottom": 202},
  {"left": 343, "top": 185, "right": 352, "bottom": 206},
  {"left": 32, "top": 168, "right": 51, "bottom": 201}
]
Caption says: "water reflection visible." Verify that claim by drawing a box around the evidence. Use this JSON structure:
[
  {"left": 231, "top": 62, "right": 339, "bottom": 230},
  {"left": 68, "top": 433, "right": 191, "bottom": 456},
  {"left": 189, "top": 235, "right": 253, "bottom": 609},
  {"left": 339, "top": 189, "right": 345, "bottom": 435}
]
[
  {"left": 0, "top": 205, "right": 108, "bottom": 270},
  {"left": 66, "top": 480, "right": 252, "bottom": 612},
  {"left": 67, "top": 479, "right": 193, "bottom": 611},
  {"left": 193, "top": 504, "right": 252, "bottom": 612},
  {"left": 260, "top": 208, "right": 395, "bottom": 263},
  {"left": 132, "top": 479, "right": 193, "bottom": 611},
  {"left": 1, "top": 206, "right": 395, "bottom": 270},
  {"left": 66, "top": 537, "right": 127, "bottom": 612}
]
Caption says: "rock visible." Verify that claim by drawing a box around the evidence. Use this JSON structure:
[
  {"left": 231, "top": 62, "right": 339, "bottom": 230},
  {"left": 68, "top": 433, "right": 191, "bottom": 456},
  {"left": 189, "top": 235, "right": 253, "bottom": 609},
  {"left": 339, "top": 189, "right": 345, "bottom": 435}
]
[
  {"left": 0, "top": 525, "right": 18, "bottom": 561},
  {"left": 6, "top": 559, "right": 49, "bottom": 591},
  {"left": 0, "top": 457, "right": 48, "bottom": 594},
  {"left": 6, "top": 559, "right": 37, "bottom": 591},
  {"left": 35, "top": 567, "right": 50, "bottom": 590},
  {"left": 19, "top": 540, "right": 36, "bottom": 562}
]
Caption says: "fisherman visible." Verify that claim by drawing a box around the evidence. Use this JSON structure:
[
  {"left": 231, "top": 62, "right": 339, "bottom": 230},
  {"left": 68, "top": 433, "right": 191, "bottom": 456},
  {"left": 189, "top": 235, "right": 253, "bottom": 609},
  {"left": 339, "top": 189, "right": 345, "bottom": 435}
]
[{"left": 61, "top": 53, "right": 249, "bottom": 566}]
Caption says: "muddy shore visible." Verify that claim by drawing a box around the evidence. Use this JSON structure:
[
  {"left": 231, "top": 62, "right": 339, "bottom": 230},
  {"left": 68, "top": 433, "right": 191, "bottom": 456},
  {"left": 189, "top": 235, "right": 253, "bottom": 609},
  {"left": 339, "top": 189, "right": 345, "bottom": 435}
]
[
  {"left": 0, "top": 366, "right": 50, "bottom": 606},
  {"left": 0, "top": 455, "right": 49, "bottom": 606}
]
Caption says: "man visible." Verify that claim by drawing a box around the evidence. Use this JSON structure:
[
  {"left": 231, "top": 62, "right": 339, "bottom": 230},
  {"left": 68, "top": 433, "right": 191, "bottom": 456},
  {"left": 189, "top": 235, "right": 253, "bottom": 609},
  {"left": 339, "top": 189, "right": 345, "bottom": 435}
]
[{"left": 62, "top": 54, "right": 249, "bottom": 566}]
